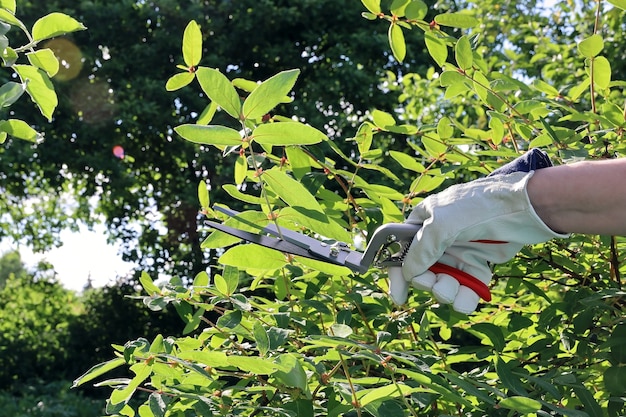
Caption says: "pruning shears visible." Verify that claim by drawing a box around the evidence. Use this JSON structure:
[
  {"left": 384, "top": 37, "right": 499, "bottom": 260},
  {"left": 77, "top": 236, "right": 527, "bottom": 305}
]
[{"left": 206, "top": 206, "right": 492, "bottom": 302}]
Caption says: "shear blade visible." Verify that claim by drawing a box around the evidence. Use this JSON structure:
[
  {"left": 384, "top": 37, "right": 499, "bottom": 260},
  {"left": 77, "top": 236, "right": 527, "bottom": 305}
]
[{"left": 206, "top": 220, "right": 321, "bottom": 260}]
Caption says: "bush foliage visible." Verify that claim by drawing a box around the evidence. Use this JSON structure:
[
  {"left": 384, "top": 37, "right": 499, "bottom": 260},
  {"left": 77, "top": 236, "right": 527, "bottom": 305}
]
[{"left": 72, "top": 1, "right": 626, "bottom": 416}]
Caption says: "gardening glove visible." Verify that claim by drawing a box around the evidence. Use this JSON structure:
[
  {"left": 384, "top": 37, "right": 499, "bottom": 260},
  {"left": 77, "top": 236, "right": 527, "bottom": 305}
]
[{"left": 391, "top": 151, "right": 569, "bottom": 314}]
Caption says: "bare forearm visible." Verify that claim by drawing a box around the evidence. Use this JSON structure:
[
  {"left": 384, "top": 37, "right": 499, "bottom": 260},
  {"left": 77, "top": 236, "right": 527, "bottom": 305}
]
[{"left": 527, "top": 158, "right": 626, "bottom": 235}]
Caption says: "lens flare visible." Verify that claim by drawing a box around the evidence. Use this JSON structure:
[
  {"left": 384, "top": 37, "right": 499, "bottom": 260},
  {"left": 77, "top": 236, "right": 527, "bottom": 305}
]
[{"left": 112, "top": 145, "right": 124, "bottom": 159}]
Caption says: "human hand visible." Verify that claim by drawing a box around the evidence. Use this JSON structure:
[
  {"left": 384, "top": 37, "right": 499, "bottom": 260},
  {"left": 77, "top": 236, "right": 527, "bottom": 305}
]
[{"left": 392, "top": 170, "right": 568, "bottom": 314}]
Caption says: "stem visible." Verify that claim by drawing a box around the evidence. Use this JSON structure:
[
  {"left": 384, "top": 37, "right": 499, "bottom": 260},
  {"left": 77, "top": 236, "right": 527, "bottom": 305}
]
[{"left": 609, "top": 236, "right": 621, "bottom": 286}]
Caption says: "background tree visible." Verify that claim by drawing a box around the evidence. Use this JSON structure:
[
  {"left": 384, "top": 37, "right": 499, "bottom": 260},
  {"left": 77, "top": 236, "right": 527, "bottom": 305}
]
[{"left": 1, "top": 0, "right": 429, "bottom": 281}]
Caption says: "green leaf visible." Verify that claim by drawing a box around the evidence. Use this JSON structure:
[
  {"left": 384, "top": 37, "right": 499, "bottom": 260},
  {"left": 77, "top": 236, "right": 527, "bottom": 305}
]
[
  {"left": 242, "top": 69, "right": 300, "bottom": 120},
  {"left": 578, "top": 34, "right": 604, "bottom": 58},
  {"left": 222, "top": 265, "right": 240, "bottom": 294},
  {"left": 262, "top": 168, "right": 323, "bottom": 214},
  {"left": 72, "top": 357, "right": 126, "bottom": 388},
  {"left": 455, "top": 35, "right": 473, "bottom": 70},
  {"left": 498, "top": 396, "right": 542, "bottom": 413},
  {"left": 372, "top": 109, "right": 396, "bottom": 128},
  {"left": 389, "top": 150, "right": 425, "bottom": 172},
  {"left": 178, "top": 350, "right": 229, "bottom": 367},
  {"left": 31, "top": 12, "right": 86, "bottom": 42},
  {"left": 198, "top": 180, "right": 210, "bottom": 210},
  {"left": 196, "top": 67, "right": 242, "bottom": 119},
  {"left": 469, "top": 322, "right": 505, "bottom": 352},
  {"left": 253, "top": 322, "right": 270, "bottom": 357},
  {"left": 27, "top": 49, "right": 59, "bottom": 77},
  {"left": 604, "top": 366, "right": 626, "bottom": 395},
  {"left": 424, "top": 32, "right": 448, "bottom": 67},
  {"left": 193, "top": 271, "right": 209, "bottom": 287},
  {"left": 405, "top": 1, "right": 428, "bottom": 20},
  {"left": 165, "top": 72, "right": 195, "bottom": 91},
  {"left": 226, "top": 355, "right": 281, "bottom": 374},
  {"left": 219, "top": 244, "right": 288, "bottom": 270},
  {"left": 253, "top": 121, "right": 327, "bottom": 145},
  {"left": 182, "top": 307, "right": 205, "bottom": 335},
  {"left": 607, "top": 0, "right": 626, "bottom": 10},
  {"left": 434, "top": 13, "right": 479, "bottom": 28},
  {"left": 285, "top": 145, "right": 311, "bottom": 179},
  {"left": 592, "top": 56, "right": 611, "bottom": 89},
  {"left": 13, "top": 64, "right": 57, "bottom": 121},
  {"left": 358, "top": 384, "right": 417, "bottom": 407},
  {"left": 182, "top": 20, "right": 202, "bottom": 67},
  {"left": 109, "top": 363, "right": 152, "bottom": 405},
  {"left": 361, "top": 0, "right": 381, "bottom": 14},
  {"left": 0, "top": 119, "right": 41, "bottom": 142},
  {"left": 391, "top": 0, "right": 411, "bottom": 17},
  {"left": 330, "top": 323, "right": 353, "bottom": 338},
  {"left": 234, "top": 154, "right": 247, "bottom": 185},
  {"left": 0, "top": 0, "right": 16, "bottom": 13},
  {"left": 0, "top": 9, "right": 26, "bottom": 30},
  {"left": 437, "top": 116, "right": 454, "bottom": 139},
  {"left": 197, "top": 101, "right": 218, "bottom": 124},
  {"left": 140, "top": 271, "right": 161, "bottom": 295},
  {"left": 573, "top": 385, "right": 604, "bottom": 417},
  {"left": 174, "top": 124, "right": 242, "bottom": 146},
  {"left": 273, "top": 354, "right": 309, "bottom": 391},
  {"left": 388, "top": 23, "right": 406, "bottom": 63},
  {"left": 217, "top": 309, "right": 242, "bottom": 329}
]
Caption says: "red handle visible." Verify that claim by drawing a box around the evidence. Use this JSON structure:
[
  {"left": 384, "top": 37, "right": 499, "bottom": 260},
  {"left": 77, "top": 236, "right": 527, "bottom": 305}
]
[{"left": 428, "top": 262, "right": 492, "bottom": 302}]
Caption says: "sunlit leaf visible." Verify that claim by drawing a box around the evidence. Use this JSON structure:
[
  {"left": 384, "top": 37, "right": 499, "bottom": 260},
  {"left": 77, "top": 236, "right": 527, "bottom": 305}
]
[
  {"left": 388, "top": 23, "right": 406, "bottom": 63},
  {"left": 72, "top": 357, "right": 126, "bottom": 388},
  {"left": 0, "top": 119, "right": 41, "bottom": 142},
  {"left": 174, "top": 124, "right": 242, "bottom": 146},
  {"left": 109, "top": 363, "right": 152, "bottom": 405},
  {"left": 165, "top": 72, "right": 194, "bottom": 91},
  {"left": 578, "top": 34, "right": 603, "bottom": 58},
  {"left": 389, "top": 150, "right": 425, "bottom": 172},
  {"left": 139, "top": 271, "right": 161, "bottom": 295},
  {"left": 196, "top": 67, "right": 241, "bottom": 119},
  {"left": 0, "top": 8, "right": 24, "bottom": 30},
  {"left": 226, "top": 355, "right": 282, "bottom": 374},
  {"left": 405, "top": 0, "right": 428, "bottom": 20},
  {"left": 253, "top": 121, "right": 327, "bottom": 145},
  {"left": 360, "top": 0, "right": 381, "bottom": 14},
  {"left": 219, "top": 244, "right": 287, "bottom": 270},
  {"left": 437, "top": 116, "right": 454, "bottom": 139},
  {"left": 358, "top": 384, "right": 418, "bottom": 406},
  {"left": 31, "top": 12, "right": 86, "bottom": 42},
  {"left": 197, "top": 180, "right": 210, "bottom": 210},
  {"left": 455, "top": 35, "right": 473, "bottom": 70},
  {"left": 592, "top": 56, "right": 611, "bottom": 89},
  {"left": 0, "top": 0, "right": 16, "bottom": 13},
  {"left": 607, "top": 0, "right": 626, "bottom": 10},
  {"left": 424, "top": 31, "right": 447, "bottom": 67},
  {"left": 26, "top": 49, "right": 59, "bottom": 77},
  {"left": 13, "top": 64, "right": 57, "bottom": 121},
  {"left": 242, "top": 69, "right": 300, "bottom": 120},
  {"left": 262, "top": 168, "right": 323, "bottom": 214},
  {"left": 182, "top": 20, "right": 202, "bottom": 67},
  {"left": 498, "top": 396, "right": 542, "bottom": 413},
  {"left": 434, "top": 12, "right": 478, "bottom": 28}
]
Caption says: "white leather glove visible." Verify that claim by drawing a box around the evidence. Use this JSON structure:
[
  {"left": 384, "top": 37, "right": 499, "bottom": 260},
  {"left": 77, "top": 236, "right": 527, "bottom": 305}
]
[{"left": 392, "top": 171, "right": 568, "bottom": 314}]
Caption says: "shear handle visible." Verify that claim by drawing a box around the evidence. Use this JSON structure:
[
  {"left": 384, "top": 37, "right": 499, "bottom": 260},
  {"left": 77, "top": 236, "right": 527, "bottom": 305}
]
[{"left": 428, "top": 262, "right": 491, "bottom": 302}]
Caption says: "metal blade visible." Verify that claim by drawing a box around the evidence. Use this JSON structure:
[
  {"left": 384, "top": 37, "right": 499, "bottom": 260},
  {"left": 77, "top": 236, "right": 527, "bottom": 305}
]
[{"left": 206, "top": 220, "right": 320, "bottom": 260}]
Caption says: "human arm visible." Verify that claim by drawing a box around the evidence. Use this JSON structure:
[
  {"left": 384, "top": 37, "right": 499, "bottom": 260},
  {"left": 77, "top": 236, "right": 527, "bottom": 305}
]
[
  {"left": 395, "top": 156, "right": 626, "bottom": 314},
  {"left": 528, "top": 158, "right": 626, "bottom": 235}
]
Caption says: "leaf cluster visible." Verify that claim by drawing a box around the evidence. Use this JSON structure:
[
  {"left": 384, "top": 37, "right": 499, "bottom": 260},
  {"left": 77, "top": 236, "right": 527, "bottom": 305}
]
[{"left": 73, "top": 2, "right": 626, "bottom": 416}]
